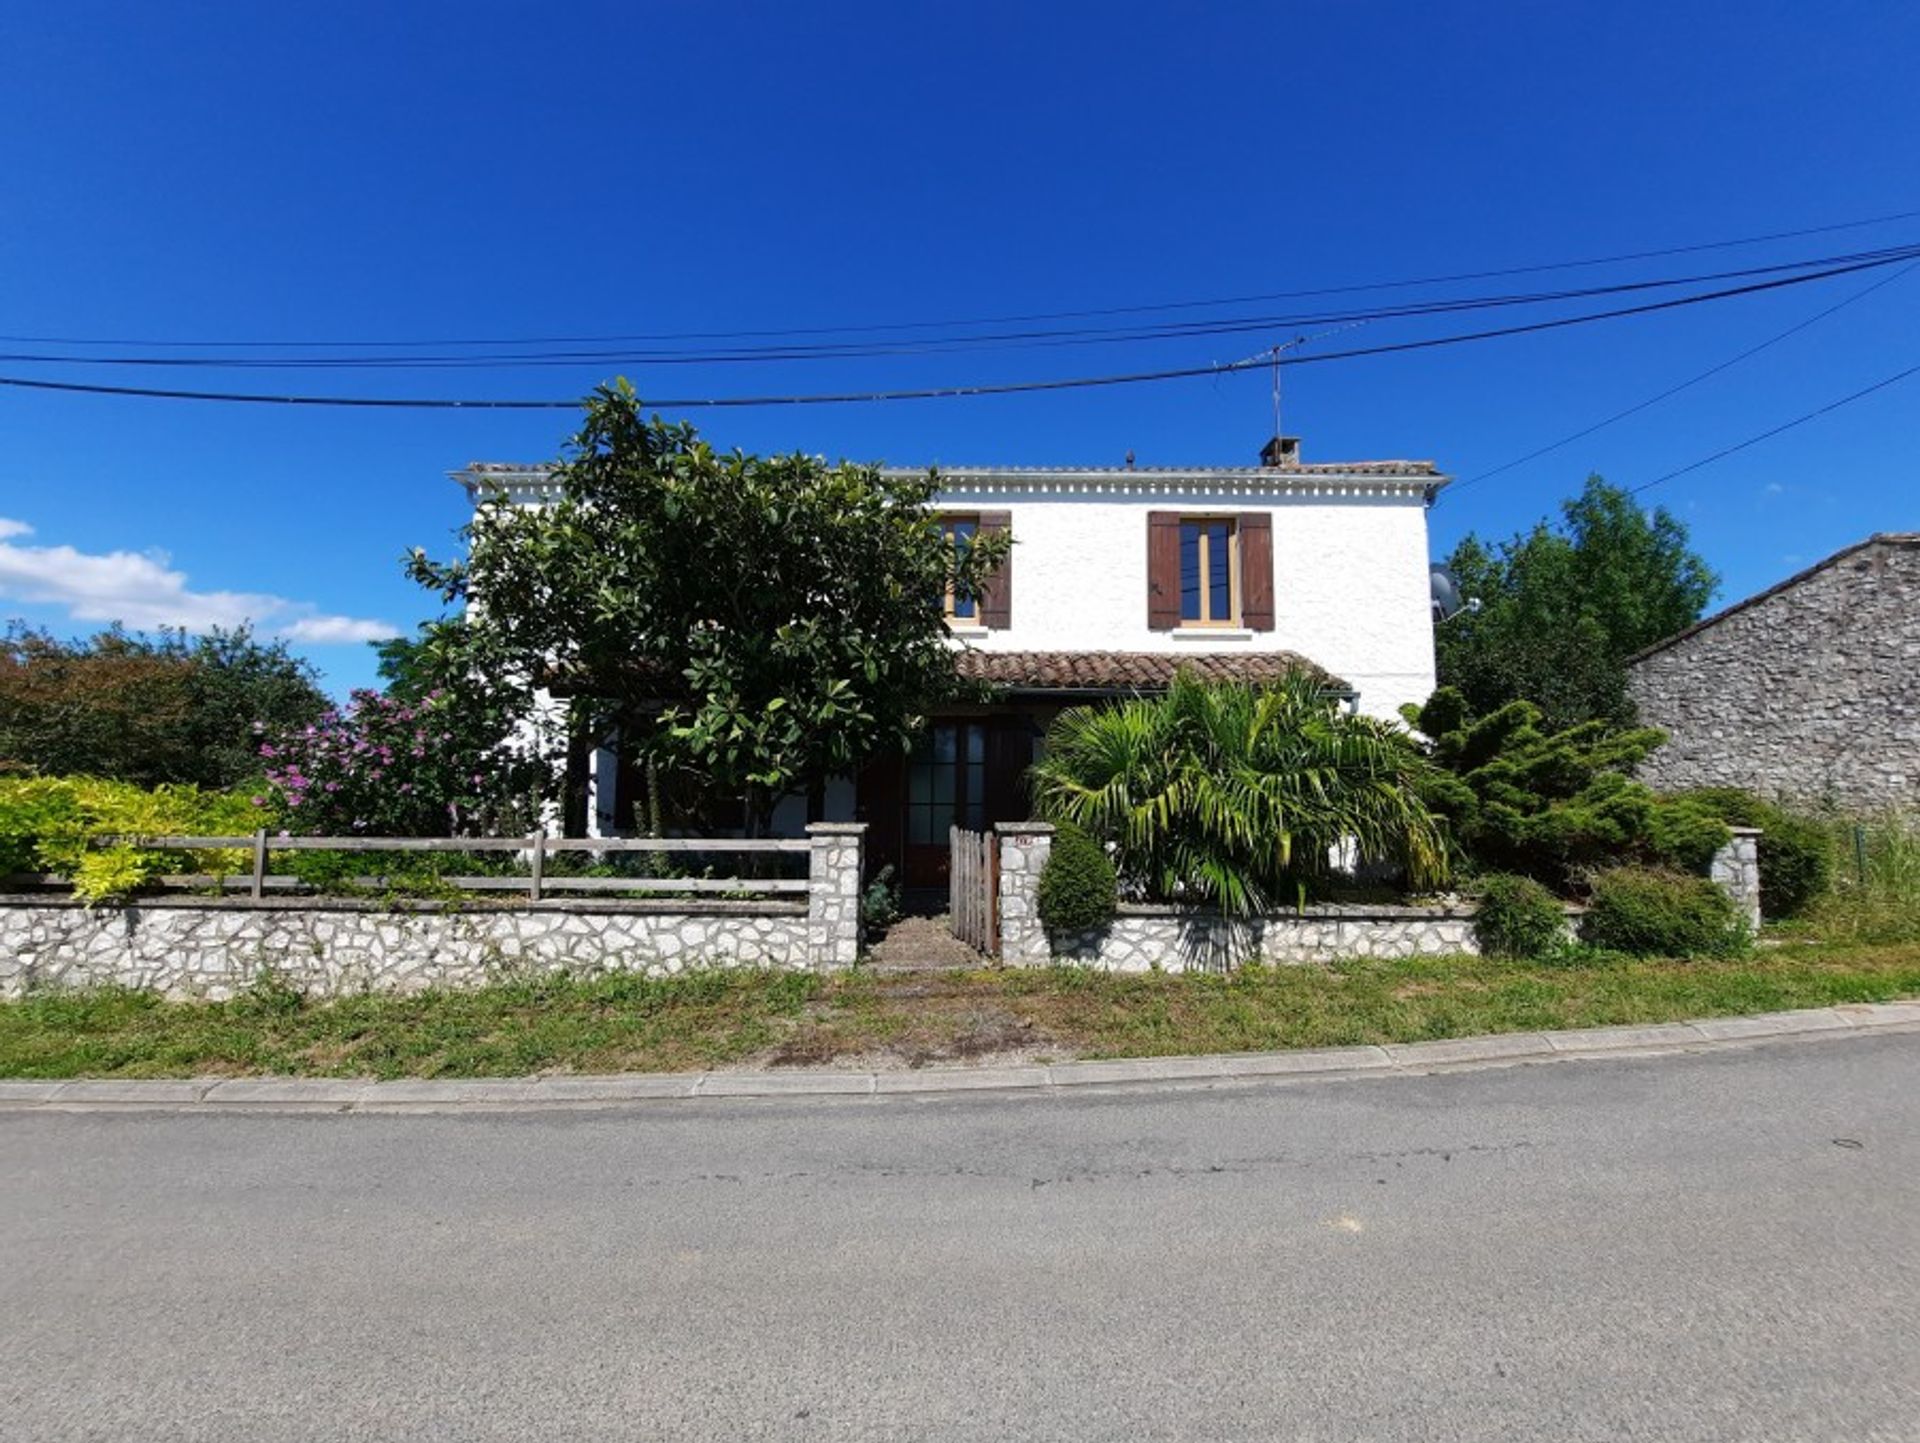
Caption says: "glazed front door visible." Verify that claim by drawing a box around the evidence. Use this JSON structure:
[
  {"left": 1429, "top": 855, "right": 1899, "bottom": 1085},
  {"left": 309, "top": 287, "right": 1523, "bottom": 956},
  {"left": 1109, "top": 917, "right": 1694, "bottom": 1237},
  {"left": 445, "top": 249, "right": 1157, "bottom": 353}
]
[{"left": 903, "top": 721, "right": 987, "bottom": 889}]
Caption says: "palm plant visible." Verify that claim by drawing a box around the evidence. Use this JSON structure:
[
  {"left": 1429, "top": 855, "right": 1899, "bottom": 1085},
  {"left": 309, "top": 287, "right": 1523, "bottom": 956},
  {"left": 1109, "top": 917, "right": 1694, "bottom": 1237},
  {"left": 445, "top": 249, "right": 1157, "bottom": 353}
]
[{"left": 1029, "top": 672, "right": 1448, "bottom": 914}]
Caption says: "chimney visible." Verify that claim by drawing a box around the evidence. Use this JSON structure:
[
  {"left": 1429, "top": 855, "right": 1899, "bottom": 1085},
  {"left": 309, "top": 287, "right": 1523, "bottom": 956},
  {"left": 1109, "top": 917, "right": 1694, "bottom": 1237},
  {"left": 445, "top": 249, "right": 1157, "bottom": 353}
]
[{"left": 1259, "top": 435, "right": 1302, "bottom": 469}]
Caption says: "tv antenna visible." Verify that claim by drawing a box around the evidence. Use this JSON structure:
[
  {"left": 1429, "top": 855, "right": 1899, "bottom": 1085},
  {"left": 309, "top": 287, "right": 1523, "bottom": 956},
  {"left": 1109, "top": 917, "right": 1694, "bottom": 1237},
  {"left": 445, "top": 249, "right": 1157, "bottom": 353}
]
[{"left": 1224, "top": 319, "right": 1373, "bottom": 441}]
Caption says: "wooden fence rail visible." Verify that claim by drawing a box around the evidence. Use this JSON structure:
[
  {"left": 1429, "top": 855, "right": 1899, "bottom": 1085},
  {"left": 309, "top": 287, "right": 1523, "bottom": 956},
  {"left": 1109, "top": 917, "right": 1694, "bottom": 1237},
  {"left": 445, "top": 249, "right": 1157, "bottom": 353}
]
[{"left": 4, "top": 832, "right": 811, "bottom": 903}]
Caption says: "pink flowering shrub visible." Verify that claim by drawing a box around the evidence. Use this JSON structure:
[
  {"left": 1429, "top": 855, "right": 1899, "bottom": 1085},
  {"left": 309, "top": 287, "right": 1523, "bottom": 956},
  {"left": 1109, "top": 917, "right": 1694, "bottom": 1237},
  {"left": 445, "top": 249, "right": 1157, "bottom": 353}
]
[{"left": 260, "top": 688, "right": 545, "bottom": 836}]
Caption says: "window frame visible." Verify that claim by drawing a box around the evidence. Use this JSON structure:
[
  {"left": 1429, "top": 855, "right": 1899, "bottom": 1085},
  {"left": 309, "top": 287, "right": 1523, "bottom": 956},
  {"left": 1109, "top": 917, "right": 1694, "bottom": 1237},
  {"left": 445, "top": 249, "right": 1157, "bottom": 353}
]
[
  {"left": 937, "top": 513, "right": 983, "bottom": 624},
  {"left": 1177, "top": 515, "right": 1241, "bottom": 628}
]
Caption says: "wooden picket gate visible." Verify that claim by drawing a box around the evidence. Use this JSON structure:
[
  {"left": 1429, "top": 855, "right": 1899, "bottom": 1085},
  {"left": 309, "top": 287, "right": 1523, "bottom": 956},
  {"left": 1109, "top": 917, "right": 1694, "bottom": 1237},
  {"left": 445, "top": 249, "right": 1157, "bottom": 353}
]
[{"left": 949, "top": 825, "right": 999, "bottom": 956}]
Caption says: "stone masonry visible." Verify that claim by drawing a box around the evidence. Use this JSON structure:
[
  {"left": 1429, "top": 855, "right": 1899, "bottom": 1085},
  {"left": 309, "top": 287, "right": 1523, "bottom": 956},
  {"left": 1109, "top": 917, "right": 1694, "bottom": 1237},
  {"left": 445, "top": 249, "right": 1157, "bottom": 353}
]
[
  {"left": 1051, "top": 904, "right": 1485, "bottom": 973},
  {"left": 0, "top": 897, "right": 812, "bottom": 1000},
  {"left": 995, "top": 821, "right": 1054, "bottom": 966},
  {"left": 993, "top": 821, "right": 1759, "bottom": 971},
  {"left": 806, "top": 822, "right": 865, "bottom": 968},
  {"left": 1712, "top": 827, "right": 1764, "bottom": 933},
  {"left": 0, "top": 823, "right": 866, "bottom": 1000},
  {"left": 1628, "top": 534, "right": 1920, "bottom": 810}
]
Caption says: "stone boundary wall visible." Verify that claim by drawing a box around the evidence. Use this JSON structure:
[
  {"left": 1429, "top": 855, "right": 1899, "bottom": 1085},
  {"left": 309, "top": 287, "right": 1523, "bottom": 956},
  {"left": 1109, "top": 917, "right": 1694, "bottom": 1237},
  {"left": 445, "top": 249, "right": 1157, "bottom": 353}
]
[
  {"left": 0, "top": 823, "right": 864, "bottom": 1000},
  {"left": 1001, "top": 824, "right": 1763, "bottom": 972},
  {"left": 1051, "top": 903, "right": 1490, "bottom": 973}
]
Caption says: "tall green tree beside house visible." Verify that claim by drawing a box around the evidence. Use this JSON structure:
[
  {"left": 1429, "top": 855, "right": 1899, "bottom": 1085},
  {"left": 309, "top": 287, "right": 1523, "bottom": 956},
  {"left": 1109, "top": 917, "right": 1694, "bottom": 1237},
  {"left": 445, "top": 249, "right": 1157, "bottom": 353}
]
[
  {"left": 1437, "top": 477, "right": 1717, "bottom": 730},
  {"left": 407, "top": 382, "right": 1010, "bottom": 835}
]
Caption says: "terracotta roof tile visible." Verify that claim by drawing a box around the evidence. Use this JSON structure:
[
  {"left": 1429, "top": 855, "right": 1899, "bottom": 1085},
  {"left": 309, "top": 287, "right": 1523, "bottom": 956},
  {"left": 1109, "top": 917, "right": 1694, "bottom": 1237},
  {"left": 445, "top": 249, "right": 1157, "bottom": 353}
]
[{"left": 953, "top": 649, "right": 1344, "bottom": 693}]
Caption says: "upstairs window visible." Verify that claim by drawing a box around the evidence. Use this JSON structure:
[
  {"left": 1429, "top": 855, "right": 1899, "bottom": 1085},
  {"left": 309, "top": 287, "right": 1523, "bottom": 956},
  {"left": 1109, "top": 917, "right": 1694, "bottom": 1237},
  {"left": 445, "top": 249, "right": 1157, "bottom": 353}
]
[
  {"left": 1179, "top": 518, "right": 1238, "bottom": 626},
  {"left": 940, "top": 515, "right": 981, "bottom": 622}
]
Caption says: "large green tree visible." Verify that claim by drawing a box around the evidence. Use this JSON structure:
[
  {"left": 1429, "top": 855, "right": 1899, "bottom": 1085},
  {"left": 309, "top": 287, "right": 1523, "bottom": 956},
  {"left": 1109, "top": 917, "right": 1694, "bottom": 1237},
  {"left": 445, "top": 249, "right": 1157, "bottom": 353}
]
[
  {"left": 0, "top": 622, "right": 327, "bottom": 788},
  {"left": 1437, "top": 477, "right": 1717, "bottom": 730},
  {"left": 408, "top": 383, "right": 1009, "bottom": 834}
]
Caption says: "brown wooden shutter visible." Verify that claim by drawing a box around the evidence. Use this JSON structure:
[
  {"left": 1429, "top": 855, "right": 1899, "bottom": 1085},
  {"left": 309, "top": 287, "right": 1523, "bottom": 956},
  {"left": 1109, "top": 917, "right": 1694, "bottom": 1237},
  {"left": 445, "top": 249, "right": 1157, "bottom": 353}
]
[
  {"left": 976, "top": 511, "right": 1012, "bottom": 630},
  {"left": 1147, "top": 512, "right": 1182, "bottom": 630},
  {"left": 1239, "top": 512, "right": 1274, "bottom": 631}
]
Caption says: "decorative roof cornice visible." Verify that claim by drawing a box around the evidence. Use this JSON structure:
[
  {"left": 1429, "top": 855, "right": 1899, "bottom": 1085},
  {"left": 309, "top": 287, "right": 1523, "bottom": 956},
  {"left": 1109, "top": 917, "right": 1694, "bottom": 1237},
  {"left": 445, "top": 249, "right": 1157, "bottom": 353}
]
[
  {"left": 454, "top": 458, "right": 1451, "bottom": 504},
  {"left": 915, "top": 464, "right": 1444, "bottom": 500}
]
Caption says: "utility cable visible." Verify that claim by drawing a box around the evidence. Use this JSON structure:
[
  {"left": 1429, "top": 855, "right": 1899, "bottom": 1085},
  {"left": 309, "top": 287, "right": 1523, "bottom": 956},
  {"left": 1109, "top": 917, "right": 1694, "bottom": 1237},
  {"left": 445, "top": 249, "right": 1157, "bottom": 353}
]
[
  {"left": 6, "top": 207, "right": 1918, "bottom": 350},
  {"left": 1628, "top": 361, "right": 1920, "bottom": 496},
  {"left": 0, "top": 254, "right": 1903, "bottom": 412},
  {"left": 3, "top": 243, "right": 1917, "bottom": 370},
  {"left": 1447, "top": 261, "right": 1920, "bottom": 496}
]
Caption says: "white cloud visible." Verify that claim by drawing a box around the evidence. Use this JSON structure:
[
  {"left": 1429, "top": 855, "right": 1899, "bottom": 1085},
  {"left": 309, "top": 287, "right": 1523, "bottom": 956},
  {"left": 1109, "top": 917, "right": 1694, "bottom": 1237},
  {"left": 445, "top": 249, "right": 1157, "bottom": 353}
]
[
  {"left": 0, "top": 518, "right": 402, "bottom": 645},
  {"left": 279, "top": 615, "right": 402, "bottom": 645},
  {"left": 1763, "top": 482, "right": 1786, "bottom": 495}
]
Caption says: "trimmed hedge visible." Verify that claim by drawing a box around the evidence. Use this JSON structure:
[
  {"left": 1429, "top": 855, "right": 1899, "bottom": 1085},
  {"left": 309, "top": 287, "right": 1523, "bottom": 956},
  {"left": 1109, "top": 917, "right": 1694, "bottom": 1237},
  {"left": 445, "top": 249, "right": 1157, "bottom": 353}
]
[
  {"left": 1037, "top": 823, "right": 1118, "bottom": 935},
  {"left": 1473, "top": 873, "right": 1566, "bottom": 960},
  {"left": 1583, "top": 866, "right": 1747, "bottom": 959}
]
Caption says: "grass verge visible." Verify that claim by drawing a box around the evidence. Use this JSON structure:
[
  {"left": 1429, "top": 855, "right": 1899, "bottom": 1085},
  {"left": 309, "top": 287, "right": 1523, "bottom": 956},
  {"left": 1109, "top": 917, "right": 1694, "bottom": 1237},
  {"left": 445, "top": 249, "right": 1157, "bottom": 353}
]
[{"left": 1, "top": 944, "right": 1916, "bottom": 1080}]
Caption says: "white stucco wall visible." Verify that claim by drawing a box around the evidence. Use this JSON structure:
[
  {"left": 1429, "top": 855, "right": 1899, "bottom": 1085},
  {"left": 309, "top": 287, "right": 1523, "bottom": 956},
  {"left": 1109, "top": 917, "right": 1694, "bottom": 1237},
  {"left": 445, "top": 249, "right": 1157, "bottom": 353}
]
[{"left": 934, "top": 480, "right": 1438, "bottom": 720}]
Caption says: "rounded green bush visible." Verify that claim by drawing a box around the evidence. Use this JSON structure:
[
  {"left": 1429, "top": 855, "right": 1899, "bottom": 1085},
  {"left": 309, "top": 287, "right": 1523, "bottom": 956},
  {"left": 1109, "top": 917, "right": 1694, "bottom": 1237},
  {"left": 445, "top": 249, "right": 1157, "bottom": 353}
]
[
  {"left": 1472, "top": 873, "right": 1566, "bottom": 960},
  {"left": 1677, "top": 787, "right": 1836, "bottom": 919},
  {"left": 1037, "top": 823, "right": 1118, "bottom": 936},
  {"left": 1583, "top": 866, "right": 1747, "bottom": 959}
]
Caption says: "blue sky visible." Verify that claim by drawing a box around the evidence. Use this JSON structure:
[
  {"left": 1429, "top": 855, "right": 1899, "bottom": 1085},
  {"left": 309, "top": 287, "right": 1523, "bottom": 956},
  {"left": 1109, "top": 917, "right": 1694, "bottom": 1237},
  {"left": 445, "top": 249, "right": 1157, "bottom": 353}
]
[{"left": 1, "top": 2, "right": 1916, "bottom": 693}]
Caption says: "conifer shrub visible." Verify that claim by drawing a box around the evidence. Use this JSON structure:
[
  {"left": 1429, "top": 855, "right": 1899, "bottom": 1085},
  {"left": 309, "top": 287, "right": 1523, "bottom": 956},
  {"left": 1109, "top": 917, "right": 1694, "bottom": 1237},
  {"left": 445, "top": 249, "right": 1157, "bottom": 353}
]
[
  {"left": 1036, "top": 823, "right": 1118, "bottom": 936},
  {"left": 1472, "top": 873, "right": 1567, "bottom": 960},
  {"left": 1583, "top": 866, "right": 1747, "bottom": 959},
  {"left": 1403, "top": 687, "right": 1729, "bottom": 888}
]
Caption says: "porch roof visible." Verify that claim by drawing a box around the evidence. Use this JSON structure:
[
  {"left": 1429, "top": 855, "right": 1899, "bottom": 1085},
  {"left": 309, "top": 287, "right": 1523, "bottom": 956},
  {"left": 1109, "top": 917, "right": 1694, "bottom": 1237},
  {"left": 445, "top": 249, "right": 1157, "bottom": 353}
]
[{"left": 952, "top": 649, "right": 1346, "bottom": 696}]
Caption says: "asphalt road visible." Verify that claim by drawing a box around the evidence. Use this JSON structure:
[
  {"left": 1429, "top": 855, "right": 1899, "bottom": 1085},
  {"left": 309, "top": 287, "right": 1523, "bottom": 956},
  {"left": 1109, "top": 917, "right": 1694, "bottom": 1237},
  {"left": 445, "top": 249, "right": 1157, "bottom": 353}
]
[{"left": 3, "top": 1034, "right": 1917, "bottom": 1442}]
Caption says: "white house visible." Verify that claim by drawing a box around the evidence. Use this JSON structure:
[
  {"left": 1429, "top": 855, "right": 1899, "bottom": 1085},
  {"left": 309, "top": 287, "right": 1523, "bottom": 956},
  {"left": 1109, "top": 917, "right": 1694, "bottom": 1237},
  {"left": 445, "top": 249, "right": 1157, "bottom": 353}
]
[{"left": 456, "top": 434, "right": 1448, "bottom": 891}]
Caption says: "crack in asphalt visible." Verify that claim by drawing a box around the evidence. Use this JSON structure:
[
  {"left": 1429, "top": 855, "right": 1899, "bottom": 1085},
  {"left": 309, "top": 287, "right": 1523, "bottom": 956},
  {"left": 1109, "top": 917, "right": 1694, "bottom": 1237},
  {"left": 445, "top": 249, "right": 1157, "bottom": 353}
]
[{"left": 667, "top": 1139, "right": 1539, "bottom": 1191}]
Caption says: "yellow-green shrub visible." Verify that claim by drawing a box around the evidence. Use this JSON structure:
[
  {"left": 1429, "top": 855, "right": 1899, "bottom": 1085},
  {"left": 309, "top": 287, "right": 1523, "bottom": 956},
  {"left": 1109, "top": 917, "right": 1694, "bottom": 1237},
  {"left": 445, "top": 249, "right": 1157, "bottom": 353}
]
[{"left": 0, "top": 776, "right": 265, "bottom": 903}]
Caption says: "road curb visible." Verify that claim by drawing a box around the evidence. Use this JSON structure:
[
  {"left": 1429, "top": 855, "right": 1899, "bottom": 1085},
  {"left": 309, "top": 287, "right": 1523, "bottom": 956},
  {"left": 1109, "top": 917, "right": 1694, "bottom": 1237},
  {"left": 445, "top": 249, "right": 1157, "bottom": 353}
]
[{"left": 4, "top": 1001, "right": 1917, "bottom": 1113}]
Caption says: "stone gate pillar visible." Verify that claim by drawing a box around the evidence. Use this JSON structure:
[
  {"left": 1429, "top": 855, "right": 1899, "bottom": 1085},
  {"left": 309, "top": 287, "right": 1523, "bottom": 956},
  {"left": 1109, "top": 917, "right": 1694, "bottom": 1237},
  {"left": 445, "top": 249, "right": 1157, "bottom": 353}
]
[
  {"left": 806, "top": 822, "right": 865, "bottom": 969},
  {"left": 1711, "top": 826, "right": 1763, "bottom": 932},
  {"left": 995, "top": 821, "right": 1055, "bottom": 966}
]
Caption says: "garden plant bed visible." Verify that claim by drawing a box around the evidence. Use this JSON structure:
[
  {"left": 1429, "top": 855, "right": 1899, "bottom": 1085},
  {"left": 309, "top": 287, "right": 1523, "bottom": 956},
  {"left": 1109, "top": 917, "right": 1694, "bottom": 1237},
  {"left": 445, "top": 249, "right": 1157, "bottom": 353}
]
[{"left": 1, "top": 943, "right": 1917, "bottom": 1080}]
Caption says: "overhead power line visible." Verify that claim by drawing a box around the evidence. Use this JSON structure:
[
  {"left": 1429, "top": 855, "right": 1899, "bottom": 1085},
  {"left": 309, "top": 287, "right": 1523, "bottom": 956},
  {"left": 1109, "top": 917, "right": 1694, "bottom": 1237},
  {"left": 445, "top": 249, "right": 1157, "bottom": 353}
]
[
  {"left": 1447, "top": 260, "right": 1920, "bottom": 496},
  {"left": 6, "top": 207, "right": 1920, "bottom": 351},
  {"left": 4, "top": 243, "right": 1917, "bottom": 371},
  {"left": 1628, "top": 361, "right": 1920, "bottom": 496},
  {"left": 0, "top": 253, "right": 1907, "bottom": 412}
]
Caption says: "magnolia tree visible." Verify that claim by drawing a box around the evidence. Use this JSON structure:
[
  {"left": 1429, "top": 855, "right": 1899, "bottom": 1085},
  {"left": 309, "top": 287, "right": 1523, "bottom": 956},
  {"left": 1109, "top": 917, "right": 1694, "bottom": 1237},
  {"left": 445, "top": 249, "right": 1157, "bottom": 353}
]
[
  {"left": 407, "top": 382, "right": 1009, "bottom": 835},
  {"left": 259, "top": 687, "right": 548, "bottom": 836}
]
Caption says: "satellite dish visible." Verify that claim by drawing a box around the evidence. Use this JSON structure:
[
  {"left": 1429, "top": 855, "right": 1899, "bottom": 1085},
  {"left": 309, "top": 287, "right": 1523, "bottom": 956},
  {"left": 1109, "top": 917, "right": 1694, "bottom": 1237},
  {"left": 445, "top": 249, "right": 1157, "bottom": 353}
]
[{"left": 1431, "top": 565, "right": 1478, "bottom": 623}]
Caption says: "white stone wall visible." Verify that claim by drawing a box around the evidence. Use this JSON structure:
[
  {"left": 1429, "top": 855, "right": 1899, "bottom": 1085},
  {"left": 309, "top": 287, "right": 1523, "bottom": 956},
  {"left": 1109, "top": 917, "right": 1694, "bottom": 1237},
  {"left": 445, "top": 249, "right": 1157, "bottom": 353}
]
[
  {"left": 807, "top": 823, "right": 864, "bottom": 967},
  {"left": 1050, "top": 904, "right": 1483, "bottom": 973},
  {"left": 0, "top": 899, "right": 813, "bottom": 1000},
  {"left": 935, "top": 480, "right": 1439, "bottom": 720},
  {"left": 0, "top": 823, "right": 866, "bottom": 1000},
  {"left": 995, "top": 822, "right": 1054, "bottom": 966}
]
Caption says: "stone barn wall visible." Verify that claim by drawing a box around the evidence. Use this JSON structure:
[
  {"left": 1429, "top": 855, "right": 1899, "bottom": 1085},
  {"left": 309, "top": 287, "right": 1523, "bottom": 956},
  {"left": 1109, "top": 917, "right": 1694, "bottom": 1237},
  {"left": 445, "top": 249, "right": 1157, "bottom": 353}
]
[{"left": 1628, "top": 535, "right": 1920, "bottom": 811}]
